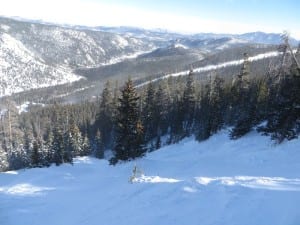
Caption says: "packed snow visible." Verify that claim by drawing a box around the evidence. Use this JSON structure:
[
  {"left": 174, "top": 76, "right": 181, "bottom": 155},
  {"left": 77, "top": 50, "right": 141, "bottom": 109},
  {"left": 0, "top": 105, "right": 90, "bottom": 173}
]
[{"left": 1, "top": 130, "right": 300, "bottom": 225}]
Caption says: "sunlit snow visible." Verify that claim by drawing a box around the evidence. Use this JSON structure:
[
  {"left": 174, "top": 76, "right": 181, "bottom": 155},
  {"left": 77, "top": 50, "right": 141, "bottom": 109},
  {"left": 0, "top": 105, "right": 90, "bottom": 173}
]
[{"left": 1, "top": 130, "right": 300, "bottom": 225}]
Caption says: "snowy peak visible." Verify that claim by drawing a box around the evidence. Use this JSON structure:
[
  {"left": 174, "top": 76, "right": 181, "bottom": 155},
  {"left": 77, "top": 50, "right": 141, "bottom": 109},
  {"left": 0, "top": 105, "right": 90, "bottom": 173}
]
[{"left": 238, "top": 31, "right": 299, "bottom": 45}]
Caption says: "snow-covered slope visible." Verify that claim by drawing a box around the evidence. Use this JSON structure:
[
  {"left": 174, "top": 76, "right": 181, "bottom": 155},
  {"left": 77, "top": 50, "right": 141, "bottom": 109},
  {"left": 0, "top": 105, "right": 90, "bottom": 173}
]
[
  {"left": 0, "top": 33, "right": 82, "bottom": 97},
  {"left": 0, "top": 17, "right": 155, "bottom": 97},
  {"left": 1, "top": 130, "right": 300, "bottom": 225}
]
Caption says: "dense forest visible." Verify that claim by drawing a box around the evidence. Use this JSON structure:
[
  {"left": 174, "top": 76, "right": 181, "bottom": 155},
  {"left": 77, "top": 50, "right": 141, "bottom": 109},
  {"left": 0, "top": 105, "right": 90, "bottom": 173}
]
[{"left": 0, "top": 37, "right": 299, "bottom": 171}]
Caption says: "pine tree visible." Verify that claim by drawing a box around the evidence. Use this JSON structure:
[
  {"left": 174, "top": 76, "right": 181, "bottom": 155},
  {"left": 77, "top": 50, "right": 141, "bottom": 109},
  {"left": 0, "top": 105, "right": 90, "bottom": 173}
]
[
  {"left": 262, "top": 35, "right": 300, "bottom": 143},
  {"left": 0, "top": 146, "right": 8, "bottom": 172},
  {"left": 82, "top": 135, "right": 91, "bottom": 156},
  {"left": 45, "top": 128, "right": 54, "bottom": 166},
  {"left": 95, "top": 81, "right": 114, "bottom": 149},
  {"left": 209, "top": 72, "right": 225, "bottom": 134},
  {"left": 256, "top": 78, "right": 270, "bottom": 121},
  {"left": 31, "top": 138, "right": 40, "bottom": 168},
  {"left": 52, "top": 126, "right": 65, "bottom": 166},
  {"left": 143, "top": 82, "right": 157, "bottom": 144},
  {"left": 195, "top": 83, "right": 211, "bottom": 141},
  {"left": 182, "top": 70, "right": 196, "bottom": 136},
  {"left": 111, "top": 78, "right": 145, "bottom": 164},
  {"left": 170, "top": 94, "right": 185, "bottom": 143},
  {"left": 230, "top": 53, "right": 256, "bottom": 139},
  {"left": 154, "top": 80, "right": 170, "bottom": 144},
  {"left": 67, "top": 120, "right": 82, "bottom": 157}
]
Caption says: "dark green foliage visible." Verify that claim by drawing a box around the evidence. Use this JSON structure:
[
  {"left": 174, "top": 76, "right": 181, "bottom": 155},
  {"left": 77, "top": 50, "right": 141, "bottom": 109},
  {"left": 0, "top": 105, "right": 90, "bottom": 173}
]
[
  {"left": 143, "top": 82, "right": 157, "bottom": 143},
  {"left": 230, "top": 53, "right": 256, "bottom": 139},
  {"left": 209, "top": 73, "right": 225, "bottom": 134},
  {"left": 31, "top": 138, "right": 40, "bottom": 167},
  {"left": 259, "top": 36, "right": 300, "bottom": 143},
  {"left": 195, "top": 84, "right": 211, "bottom": 141},
  {"left": 94, "top": 81, "right": 115, "bottom": 149},
  {"left": 52, "top": 126, "right": 65, "bottom": 166},
  {"left": 262, "top": 73, "right": 300, "bottom": 143},
  {"left": 112, "top": 78, "right": 146, "bottom": 164},
  {"left": 182, "top": 70, "right": 196, "bottom": 136}
]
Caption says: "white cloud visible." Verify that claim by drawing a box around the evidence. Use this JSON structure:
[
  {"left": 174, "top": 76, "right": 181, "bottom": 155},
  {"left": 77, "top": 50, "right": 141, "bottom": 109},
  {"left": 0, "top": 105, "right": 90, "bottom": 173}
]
[{"left": 0, "top": 0, "right": 299, "bottom": 39}]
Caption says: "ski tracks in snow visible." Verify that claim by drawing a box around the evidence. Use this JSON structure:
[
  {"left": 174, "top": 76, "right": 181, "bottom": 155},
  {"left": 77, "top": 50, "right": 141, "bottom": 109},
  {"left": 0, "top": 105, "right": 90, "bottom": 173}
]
[{"left": 133, "top": 174, "right": 300, "bottom": 192}]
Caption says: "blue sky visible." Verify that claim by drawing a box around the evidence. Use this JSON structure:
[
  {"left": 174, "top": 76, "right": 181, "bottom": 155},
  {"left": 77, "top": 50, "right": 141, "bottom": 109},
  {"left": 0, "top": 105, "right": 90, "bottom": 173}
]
[{"left": 0, "top": 0, "right": 299, "bottom": 38}]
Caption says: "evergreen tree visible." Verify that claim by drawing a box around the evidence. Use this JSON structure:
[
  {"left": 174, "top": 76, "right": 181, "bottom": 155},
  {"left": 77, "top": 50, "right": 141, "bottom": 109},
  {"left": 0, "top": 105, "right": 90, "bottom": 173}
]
[
  {"left": 209, "top": 73, "right": 225, "bottom": 134},
  {"left": 230, "top": 53, "right": 256, "bottom": 139},
  {"left": 45, "top": 128, "right": 54, "bottom": 166},
  {"left": 256, "top": 78, "right": 270, "bottom": 121},
  {"left": 31, "top": 138, "right": 41, "bottom": 168},
  {"left": 95, "top": 81, "right": 114, "bottom": 149},
  {"left": 170, "top": 95, "right": 185, "bottom": 143},
  {"left": 0, "top": 146, "right": 8, "bottom": 172},
  {"left": 82, "top": 135, "right": 91, "bottom": 156},
  {"left": 111, "top": 78, "right": 145, "bottom": 164},
  {"left": 195, "top": 83, "right": 211, "bottom": 141},
  {"left": 262, "top": 35, "right": 300, "bottom": 143},
  {"left": 143, "top": 82, "right": 157, "bottom": 144},
  {"left": 68, "top": 120, "right": 83, "bottom": 157},
  {"left": 182, "top": 70, "right": 196, "bottom": 136},
  {"left": 154, "top": 80, "right": 170, "bottom": 146},
  {"left": 94, "top": 129, "right": 104, "bottom": 159},
  {"left": 52, "top": 126, "right": 65, "bottom": 166}
]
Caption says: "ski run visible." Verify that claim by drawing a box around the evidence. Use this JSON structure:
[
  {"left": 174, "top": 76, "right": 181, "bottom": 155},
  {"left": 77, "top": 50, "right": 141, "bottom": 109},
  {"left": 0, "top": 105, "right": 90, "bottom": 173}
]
[{"left": 1, "top": 130, "right": 300, "bottom": 225}]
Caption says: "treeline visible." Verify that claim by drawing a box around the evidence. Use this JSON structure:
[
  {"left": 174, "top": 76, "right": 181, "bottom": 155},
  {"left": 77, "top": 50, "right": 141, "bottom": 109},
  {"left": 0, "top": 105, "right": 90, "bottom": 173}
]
[{"left": 0, "top": 38, "right": 299, "bottom": 171}]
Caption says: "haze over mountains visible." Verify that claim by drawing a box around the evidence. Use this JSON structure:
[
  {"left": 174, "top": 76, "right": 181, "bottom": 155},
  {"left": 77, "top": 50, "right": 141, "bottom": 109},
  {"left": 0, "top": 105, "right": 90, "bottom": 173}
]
[{"left": 0, "top": 16, "right": 298, "bottom": 102}]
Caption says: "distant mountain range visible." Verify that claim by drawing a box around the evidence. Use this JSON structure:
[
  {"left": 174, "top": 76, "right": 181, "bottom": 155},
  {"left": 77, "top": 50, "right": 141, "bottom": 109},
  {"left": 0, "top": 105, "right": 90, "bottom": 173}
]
[
  {"left": 94, "top": 26, "right": 299, "bottom": 46},
  {"left": 0, "top": 16, "right": 298, "bottom": 100}
]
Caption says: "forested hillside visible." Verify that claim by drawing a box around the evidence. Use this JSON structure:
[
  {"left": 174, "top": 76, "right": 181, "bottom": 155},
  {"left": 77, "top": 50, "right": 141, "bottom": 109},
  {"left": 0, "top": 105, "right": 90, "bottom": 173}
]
[{"left": 0, "top": 35, "right": 299, "bottom": 171}]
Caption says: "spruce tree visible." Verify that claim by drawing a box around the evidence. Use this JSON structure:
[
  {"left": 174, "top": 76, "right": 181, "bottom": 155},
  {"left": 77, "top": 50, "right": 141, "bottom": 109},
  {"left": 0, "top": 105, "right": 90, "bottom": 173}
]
[
  {"left": 154, "top": 80, "right": 170, "bottom": 145},
  {"left": 95, "top": 81, "right": 114, "bottom": 149},
  {"left": 230, "top": 53, "right": 256, "bottom": 139},
  {"left": 82, "top": 135, "right": 91, "bottom": 156},
  {"left": 262, "top": 35, "right": 300, "bottom": 143},
  {"left": 182, "top": 70, "right": 196, "bottom": 136},
  {"left": 111, "top": 78, "right": 145, "bottom": 164},
  {"left": 52, "top": 126, "right": 65, "bottom": 166},
  {"left": 195, "top": 83, "right": 211, "bottom": 141},
  {"left": 143, "top": 82, "right": 157, "bottom": 144},
  {"left": 31, "top": 138, "right": 42, "bottom": 168},
  {"left": 209, "top": 73, "right": 225, "bottom": 134},
  {"left": 45, "top": 128, "right": 54, "bottom": 166}
]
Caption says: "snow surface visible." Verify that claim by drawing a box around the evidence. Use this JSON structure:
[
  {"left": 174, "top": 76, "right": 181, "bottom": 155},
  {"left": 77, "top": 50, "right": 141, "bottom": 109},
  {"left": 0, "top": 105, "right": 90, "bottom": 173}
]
[
  {"left": 174, "top": 43, "right": 189, "bottom": 49},
  {"left": 1, "top": 130, "right": 300, "bottom": 225},
  {"left": 16, "top": 102, "right": 46, "bottom": 114}
]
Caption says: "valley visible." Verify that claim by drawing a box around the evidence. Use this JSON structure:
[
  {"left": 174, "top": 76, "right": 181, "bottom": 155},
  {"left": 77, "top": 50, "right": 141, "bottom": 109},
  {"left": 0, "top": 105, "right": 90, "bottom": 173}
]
[{"left": 0, "top": 16, "right": 295, "bottom": 105}]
